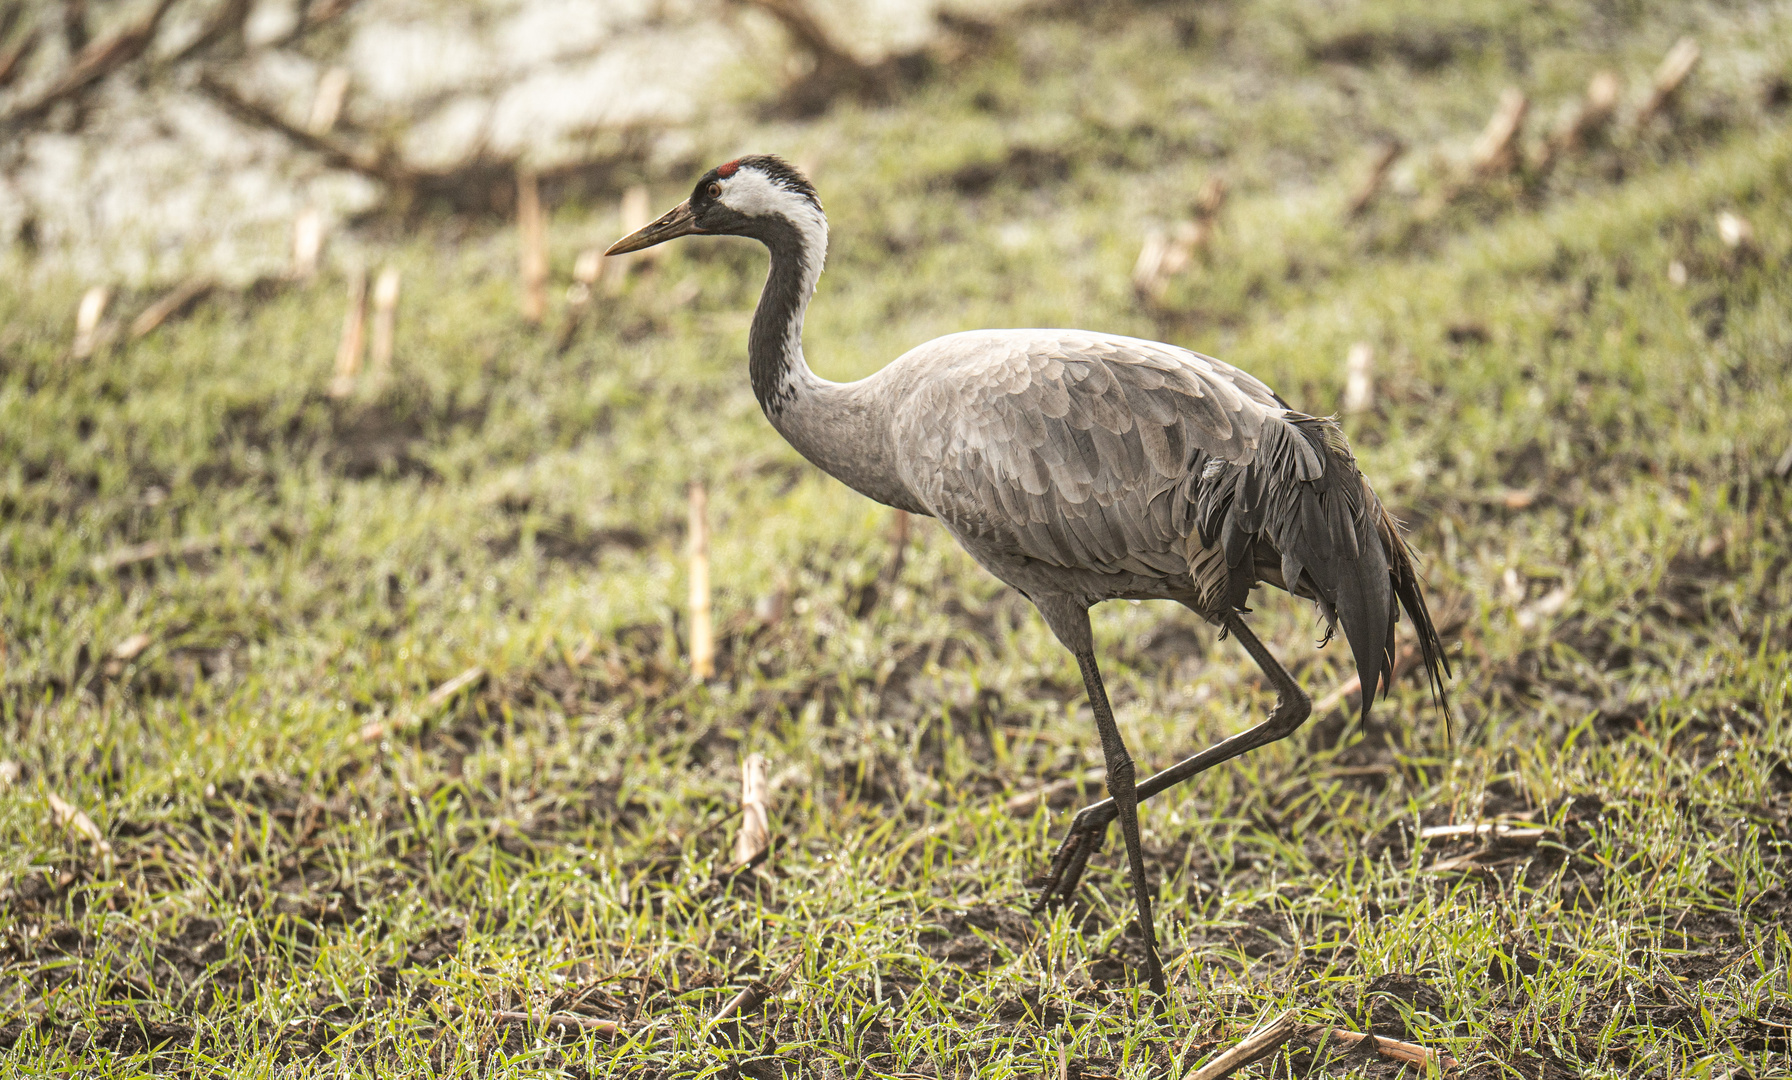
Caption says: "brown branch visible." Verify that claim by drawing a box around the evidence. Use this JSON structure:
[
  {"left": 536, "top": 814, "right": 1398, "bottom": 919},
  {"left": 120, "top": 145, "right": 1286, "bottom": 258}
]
[
  {"left": 60, "top": 0, "right": 86, "bottom": 54},
  {"left": 737, "top": 0, "right": 897, "bottom": 115},
  {"left": 165, "top": 0, "right": 252, "bottom": 67},
  {"left": 0, "top": 5, "right": 37, "bottom": 91},
  {"left": 196, "top": 70, "right": 397, "bottom": 182},
  {"left": 0, "top": 0, "right": 178, "bottom": 135},
  {"left": 273, "top": 0, "right": 361, "bottom": 47}
]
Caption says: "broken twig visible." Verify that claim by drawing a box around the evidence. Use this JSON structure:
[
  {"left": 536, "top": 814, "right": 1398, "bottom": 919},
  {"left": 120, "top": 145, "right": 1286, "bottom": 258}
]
[{"left": 1183, "top": 1010, "right": 1303, "bottom": 1080}]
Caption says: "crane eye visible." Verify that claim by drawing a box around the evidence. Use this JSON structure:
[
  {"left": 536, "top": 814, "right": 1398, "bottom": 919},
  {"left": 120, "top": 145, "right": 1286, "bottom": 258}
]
[{"left": 706, "top": 181, "right": 722, "bottom": 199}]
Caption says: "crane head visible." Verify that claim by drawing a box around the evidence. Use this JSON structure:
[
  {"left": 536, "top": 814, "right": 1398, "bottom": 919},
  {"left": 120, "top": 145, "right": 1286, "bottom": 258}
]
[{"left": 605, "top": 156, "right": 825, "bottom": 258}]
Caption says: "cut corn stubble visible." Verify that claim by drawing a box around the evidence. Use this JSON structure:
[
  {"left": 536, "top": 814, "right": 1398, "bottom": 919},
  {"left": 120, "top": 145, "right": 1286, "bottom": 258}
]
[
  {"left": 688, "top": 481, "right": 714, "bottom": 680},
  {"left": 328, "top": 269, "right": 368, "bottom": 398}
]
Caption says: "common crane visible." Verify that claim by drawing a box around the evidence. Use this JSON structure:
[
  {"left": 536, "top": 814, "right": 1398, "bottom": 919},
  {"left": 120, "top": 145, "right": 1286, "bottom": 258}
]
[{"left": 607, "top": 156, "right": 1449, "bottom": 1001}]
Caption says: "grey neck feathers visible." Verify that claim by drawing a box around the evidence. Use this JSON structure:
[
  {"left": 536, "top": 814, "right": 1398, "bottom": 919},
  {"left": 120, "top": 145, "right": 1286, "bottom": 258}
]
[
  {"left": 747, "top": 221, "right": 821, "bottom": 419},
  {"left": 741, "top": 213, "right": 919, "bottom": 513}
]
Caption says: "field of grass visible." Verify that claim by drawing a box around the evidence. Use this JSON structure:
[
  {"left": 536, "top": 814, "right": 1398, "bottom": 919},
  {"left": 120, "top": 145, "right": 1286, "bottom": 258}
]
[{"left": 4, "top": 0, "right": 1792, "bottom": 1075}]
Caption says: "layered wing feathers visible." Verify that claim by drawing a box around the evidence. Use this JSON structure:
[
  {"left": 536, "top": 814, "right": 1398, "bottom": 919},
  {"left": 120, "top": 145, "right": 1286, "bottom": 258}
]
[{"left": 889, "top": 330, "right": 1448, "bottom": 726}]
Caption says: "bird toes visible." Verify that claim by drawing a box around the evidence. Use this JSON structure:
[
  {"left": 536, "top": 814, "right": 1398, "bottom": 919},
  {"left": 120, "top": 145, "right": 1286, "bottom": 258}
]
[{"left": 1030, "top": 817, "right": 1108, "bottom": 913}]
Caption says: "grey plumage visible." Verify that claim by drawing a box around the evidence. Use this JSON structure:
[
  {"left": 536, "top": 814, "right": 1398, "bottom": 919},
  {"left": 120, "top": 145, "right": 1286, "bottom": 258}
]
[{"left": 608, "top": 156, "right": 1450, "bottom": 1006}]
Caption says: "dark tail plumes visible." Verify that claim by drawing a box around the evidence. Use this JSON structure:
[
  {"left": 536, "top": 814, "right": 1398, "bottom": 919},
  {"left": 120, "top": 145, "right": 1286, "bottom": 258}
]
[{"left": 1191, "top": 413, "right": 1451, "bottom": 730}]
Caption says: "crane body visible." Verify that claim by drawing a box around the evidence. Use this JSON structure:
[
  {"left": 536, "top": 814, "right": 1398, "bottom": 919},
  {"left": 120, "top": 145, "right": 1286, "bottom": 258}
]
[{"left": 608, "top": 156, "right": 1449, "bottom": 1002}]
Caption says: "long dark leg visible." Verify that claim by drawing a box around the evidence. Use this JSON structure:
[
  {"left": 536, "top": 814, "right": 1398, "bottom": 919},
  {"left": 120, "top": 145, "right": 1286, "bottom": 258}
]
[
  {"left": 1033, "top": 610, "right": 1313, "bottom": 912},
  {"left": 1073, "top": 648, "right": 1168, "bottom": 1001}
]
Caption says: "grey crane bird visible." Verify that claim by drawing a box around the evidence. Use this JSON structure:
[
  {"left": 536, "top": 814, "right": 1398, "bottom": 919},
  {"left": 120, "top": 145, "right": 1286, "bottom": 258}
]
[{"left": 608, "top": 156, "right": 1450, "bottom": 1001}]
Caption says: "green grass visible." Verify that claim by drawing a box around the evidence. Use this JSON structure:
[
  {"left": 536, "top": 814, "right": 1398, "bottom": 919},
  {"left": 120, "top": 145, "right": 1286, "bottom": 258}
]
[{"left": 3, "top": 0, "right": 1792, "bottom": 1075}]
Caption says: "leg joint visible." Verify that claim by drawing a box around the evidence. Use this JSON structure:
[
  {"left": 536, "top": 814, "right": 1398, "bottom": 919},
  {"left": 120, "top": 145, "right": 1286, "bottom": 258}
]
[
  {"left": 1270, "top": 686, "right": 1312, "bottom": 736},
  {"left": 1103, "top": 756, "right": 1136, "bottom": 793}
]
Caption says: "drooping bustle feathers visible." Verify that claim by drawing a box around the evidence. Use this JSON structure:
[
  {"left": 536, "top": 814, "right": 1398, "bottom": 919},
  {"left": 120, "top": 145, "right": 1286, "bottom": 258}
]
[{"left": 1193, "top": 414, "right": 1451, "bottom": 731}]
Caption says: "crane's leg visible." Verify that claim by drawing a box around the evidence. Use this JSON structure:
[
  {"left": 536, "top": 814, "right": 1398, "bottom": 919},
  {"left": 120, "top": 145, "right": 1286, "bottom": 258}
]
[
  {"left": 1033, "top": 610, "right": 1312, "bottom": 912},
  {"left": 1072, "top": 647, "right": 1169, "bottom": 1002}
]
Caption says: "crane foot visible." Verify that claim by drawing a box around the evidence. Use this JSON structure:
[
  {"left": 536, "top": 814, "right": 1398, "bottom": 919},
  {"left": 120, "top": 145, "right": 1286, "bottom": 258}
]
[{"left": 1029, "top": 799, "right": 1118, "bottom": 912}]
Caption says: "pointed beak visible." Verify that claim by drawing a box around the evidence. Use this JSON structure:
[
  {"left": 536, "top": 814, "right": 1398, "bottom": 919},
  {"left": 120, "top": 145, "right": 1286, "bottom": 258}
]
[{"left": 605, "top": 200, "right": 702, "bottom": 255}]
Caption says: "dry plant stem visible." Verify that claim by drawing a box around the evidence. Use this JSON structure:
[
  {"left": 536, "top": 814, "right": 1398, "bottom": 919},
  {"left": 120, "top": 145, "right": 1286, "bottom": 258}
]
[
  {"left": 446, "top": 1003, "right": 621, "bottom": 1037},
  {"left": 329, "top": 269, "right": 368, "bottom": 398},
  {"left": 89, "top": 534, "right": 225, "bottom": 575},
  {"left": 1322, "top": 1027, "right": 1459, "bottom": 1072},
  {"left": 1538, "top": 71, "right": 1621, "bottom": 172},
  {"left": 1343, "top": 342, "right": 1373, "bottom": 414},
  {"left": 71, "top": 285, "right": 108, "bottom": 358},
  {"left": 370, "top": 267, "right": 401, "bottom": 377},
  {"left": 1419, "top": 820, "right": 1548, "bottom": 840},
  {"left": 1637, "top": 37, "right": 1700, "bottom": 126},
  {"left": 734, "top": 753, "right": 770, "bottom": 866},
  {"left": 688, "top": 481, "right": 715, "bottom": 680},
  {"left": 518, "top": 167, "right": 548, "bottom": 323},
  {"left": 1470, "top": 88, "right": 1529, "bottom": 177},
  {"left": 358, "top": 666, "right": 485, "bottom": 743},
  {"left": 292, "top": 208, "right": 325, "bottom": 278},
  {"left": 47, "top": 791, "right": 110, "bottom": 856},
  {"left": 608, "top": 186, "right": 654, "bottom": 288},
  {"left": 425, "top": 666, "right": 486, "bottom": 712},
  {"left": 1004, "top": 766, "right": 1106, "bottom": 814},
  {"left": 883, "top": 509, "right": 911, "bottom": 586},
  {"left": 130, "top": 278, "right": 214, "bottom": 339},
  {"left": 555, "top": 249, "right": 603, "bottom": 352},
  {"left": 308, "top": 67, "right": 351, "bottom": 135},
  {"left": 707, "top": 952, "right": 805, "bottom": 1031},
  {"left": 1183, "top": 1010, "right": 1303, "bottom": 1080},
  {"left": 1347, "top": 140, "right": 1404, "bottom": 216}
]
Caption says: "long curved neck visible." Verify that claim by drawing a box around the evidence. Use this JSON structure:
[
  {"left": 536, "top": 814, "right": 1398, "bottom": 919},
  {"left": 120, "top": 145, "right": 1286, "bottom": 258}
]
[
  {"left": 747, "top": 217, "right": 826, "bottom": 420},
  {"left": 743, "top": 213, "right": 922, "bottom": 513}
]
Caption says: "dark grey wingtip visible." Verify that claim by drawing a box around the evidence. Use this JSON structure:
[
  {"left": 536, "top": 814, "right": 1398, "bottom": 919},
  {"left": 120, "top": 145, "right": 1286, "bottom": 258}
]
[{"left": 1331, "top": 538, "right": 1394, "bottom": 731}]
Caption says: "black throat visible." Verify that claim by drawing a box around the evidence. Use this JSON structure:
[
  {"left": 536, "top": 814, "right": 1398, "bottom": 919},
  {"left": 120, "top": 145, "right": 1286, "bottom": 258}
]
[{"left": 745, "top": 216, "right": 817, "bottom": 419}]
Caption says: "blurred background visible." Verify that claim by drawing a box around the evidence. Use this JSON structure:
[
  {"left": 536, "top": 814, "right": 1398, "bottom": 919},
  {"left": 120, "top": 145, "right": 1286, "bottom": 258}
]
[{"left": 2, "top": 0, "right": 1791, "bottom": 1073}]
